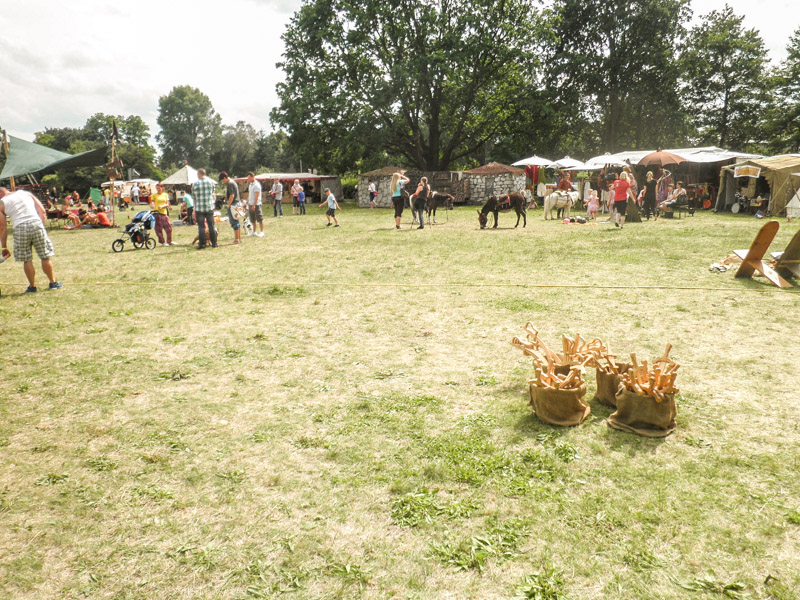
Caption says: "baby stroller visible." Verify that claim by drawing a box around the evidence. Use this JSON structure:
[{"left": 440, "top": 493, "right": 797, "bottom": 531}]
[{"left": 112, "top": 210, "right": 156, "bottom": 252}]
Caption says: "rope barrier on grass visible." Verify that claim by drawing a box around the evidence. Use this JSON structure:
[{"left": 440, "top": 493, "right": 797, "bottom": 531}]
[{"left": 1, "top": 280, "right": 793, "bottom": 293}]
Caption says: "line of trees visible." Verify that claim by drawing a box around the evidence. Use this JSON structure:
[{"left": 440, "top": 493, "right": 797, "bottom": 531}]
[
  {"left": 13, "top": 0, "right": 799, "bottom": 194},
  {"left": 273, "top": 0, "right": 800, "bottom": 172},
  {"left": 22, "top": 92, "right": 296, "bottom": 196}
]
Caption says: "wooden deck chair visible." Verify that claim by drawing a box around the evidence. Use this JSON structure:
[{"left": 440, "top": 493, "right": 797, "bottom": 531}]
[
  {"left": 770, "top": 227, "right": 800, "bottom": 281},
  {"left": 734, "top": 221, "right": 792, "bottom": 288}
]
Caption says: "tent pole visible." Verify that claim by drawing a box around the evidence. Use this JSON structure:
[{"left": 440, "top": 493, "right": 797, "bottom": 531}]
[
  {"left": 110, "top": 126, "right": 117, "bottom": 226},
  {"left": 2, "top": 129, "right": 16, "bottom": 191}
]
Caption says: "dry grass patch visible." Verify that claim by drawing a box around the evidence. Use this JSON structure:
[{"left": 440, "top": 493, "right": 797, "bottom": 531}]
[{"left": 0, "top": 206, "right": 799, "bottom": 599}]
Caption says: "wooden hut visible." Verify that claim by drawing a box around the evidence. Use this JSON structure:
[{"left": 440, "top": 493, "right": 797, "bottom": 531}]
[{"left": 463, "top": 162, "right": 525, "bottom": 205}]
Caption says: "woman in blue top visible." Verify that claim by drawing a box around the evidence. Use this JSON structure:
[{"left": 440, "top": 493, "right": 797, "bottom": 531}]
[{"left": 390, "top": 172, "right": 410, "bottom": 229}]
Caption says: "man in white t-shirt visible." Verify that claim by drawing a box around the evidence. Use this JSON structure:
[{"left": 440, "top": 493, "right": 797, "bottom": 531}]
[
  {"left": 270, "top": 179, "right": 283, "bottom": 217},
  {"left": 131, "top": 183, "right": 140, "bottom": 204},
  {"left": 0, "top": 188, "right": 62, "bottom": 292},
  {"left": 247, "top": 172, "right": 264, "bottom": 237}
]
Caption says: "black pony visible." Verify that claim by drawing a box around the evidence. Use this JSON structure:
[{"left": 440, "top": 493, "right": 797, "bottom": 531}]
[
  {"left": 477, "top": 193, "right": 527, "bottom": 229},
  {"left": 426, "top": 191, "right": 454, "bottom": 225}
]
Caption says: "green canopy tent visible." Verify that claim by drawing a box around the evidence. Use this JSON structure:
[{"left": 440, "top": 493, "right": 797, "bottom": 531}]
[{"left": 0, "top": 134, "right": 107, "bottom": 182}]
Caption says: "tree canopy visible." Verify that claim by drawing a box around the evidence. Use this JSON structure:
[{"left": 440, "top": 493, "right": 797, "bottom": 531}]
[
  {"left": 546, "top": 0, "right": 692, "bottom": 153},
  {"left": 271, "top": 0, "right": 543, "bottom": 172},
  {"left": 765, "top": 26, "right": 800, "bottom": 153},
  {"left": 156, "top": 85, "right": 222, "bottom": 169},
  {"left": 680, "top": 5, "right": 769, "bottom": 149},
  {"left": 32, "top": 113, "right": 161, "bottom": 195}
]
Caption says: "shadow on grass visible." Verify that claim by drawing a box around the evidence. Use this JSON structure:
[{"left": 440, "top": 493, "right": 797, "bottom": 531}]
[
  {"left": 598, "top": 425, "right": 669, "bottom": 455},
  {"left": 512, "top": 412, "right": 570, "bottom": 438}
]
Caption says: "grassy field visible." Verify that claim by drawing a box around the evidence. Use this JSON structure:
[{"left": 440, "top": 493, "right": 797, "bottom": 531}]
[{"left": 1, "top": 203, "right": 799, "bottom": 600}]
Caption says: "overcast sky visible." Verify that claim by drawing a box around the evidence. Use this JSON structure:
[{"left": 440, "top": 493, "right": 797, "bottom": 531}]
[{"left": 1, "top": 0, "right": 796, "bottom": 144}]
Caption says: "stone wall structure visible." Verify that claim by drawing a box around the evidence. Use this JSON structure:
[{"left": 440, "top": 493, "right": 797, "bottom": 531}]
[
  {"left": 462, "top": 162, "right": 526, "bottom": 205},
  {"left": 358, "top": 162, "right": 524, "bottom": 207}
]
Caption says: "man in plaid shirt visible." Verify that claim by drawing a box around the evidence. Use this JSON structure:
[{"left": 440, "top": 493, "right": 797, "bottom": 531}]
[{"left": 191, "top": 168, "right": 218, "bottom": 249}]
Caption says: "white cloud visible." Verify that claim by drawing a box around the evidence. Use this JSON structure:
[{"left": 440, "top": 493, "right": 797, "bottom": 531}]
[
  {"left": 1, "top": 0, "right": 795, "bottom": 145},
  {"left": 690, "top": 0, "right": 797, "bottom": 63},
  {"left": 0, "top": 0, "right": 302, "bottom": 143}
]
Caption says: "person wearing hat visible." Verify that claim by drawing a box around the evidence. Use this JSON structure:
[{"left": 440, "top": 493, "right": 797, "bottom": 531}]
[{"left": 0, "top": 187, "right": 63, "bottom": 292}]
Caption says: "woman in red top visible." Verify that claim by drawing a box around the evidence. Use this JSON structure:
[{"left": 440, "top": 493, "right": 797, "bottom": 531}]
[{"left": 612, "top": 172, "right": 636, "bottom": 229}]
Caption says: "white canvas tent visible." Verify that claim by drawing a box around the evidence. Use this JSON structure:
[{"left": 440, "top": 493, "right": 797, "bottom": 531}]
[
  {"left": 161, "top": 165, "right": 216, "bottom": 186},
  {"left": 787, "top": 174, "right": 800, "bottom": 219},
  {"left": 512, "top": 155, "right": 555, "bottom": 167},
  {"left": 553, "top": 156, "right": 584, "bottom": 169},
  {"left": 588, "top": 147, "right": 761, "bottom": 167}
]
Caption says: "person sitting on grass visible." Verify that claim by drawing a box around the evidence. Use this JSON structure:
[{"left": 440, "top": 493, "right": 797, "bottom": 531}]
[
  {"left": 91, "top": 206, "right": 113, "bottom": 227},
  {"left": 64, "top": 209, "right": 87, "bottom": 229}
]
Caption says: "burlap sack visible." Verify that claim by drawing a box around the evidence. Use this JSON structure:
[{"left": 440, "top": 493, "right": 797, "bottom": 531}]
[
  {"left": 529, "top": 382, "right": 589, "bottom": 427},
  {"left": 607, "top": 389, "right": 677, "bottom": 437},
  {"left": 594, "top": 363, "right": 631, "bottom": 408}
]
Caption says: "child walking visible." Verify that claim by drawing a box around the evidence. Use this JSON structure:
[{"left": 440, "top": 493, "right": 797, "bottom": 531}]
[
  {"left": 320, "top": 188, "right": 340, "bottom": 227},
  {"left": 586, "top": 189, "right": 599, "bottom": 220}
]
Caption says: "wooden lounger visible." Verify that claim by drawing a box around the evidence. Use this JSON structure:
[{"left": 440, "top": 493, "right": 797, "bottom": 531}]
[
  {"left": 770, "top": 227, "right": 800, "bottom": 281},
  {"left": 733, "top": 221, "right": 792, "bottom": 288}
]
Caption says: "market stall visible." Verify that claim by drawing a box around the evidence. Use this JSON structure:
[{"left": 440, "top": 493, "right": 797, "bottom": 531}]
[{"left": 716, "top": 155, "right": 800, "bottom": 215}]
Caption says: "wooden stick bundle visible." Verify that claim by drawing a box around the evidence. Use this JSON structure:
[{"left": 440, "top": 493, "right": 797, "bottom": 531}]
[
  {"left": 618, "top": 344, "right": 680, "bottom": 402},
  {"left": 512, "top": 323, "right": 591, "bottom": 391},
  {"left": 513, "top": 323, "right": 610, "bottom": 368}
]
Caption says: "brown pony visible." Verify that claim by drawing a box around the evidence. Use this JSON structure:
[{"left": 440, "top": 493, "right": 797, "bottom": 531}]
[{"left": 477, "top": 193, "right": 527, "bottom": 229}]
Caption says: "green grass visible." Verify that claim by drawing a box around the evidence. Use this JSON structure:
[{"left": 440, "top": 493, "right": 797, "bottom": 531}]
[{"left": 0, "top": 205, "right": 799, "bottom": 599}]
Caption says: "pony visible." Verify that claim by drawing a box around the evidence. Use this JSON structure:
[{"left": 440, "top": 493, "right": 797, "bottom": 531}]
[
  {"left": 543, "top": 191, "right": 579, "bottom": 220},
  {"left": 426, "top": 191, "right": 454, "bottom": 225},
  {"left": 477, "top": 193, "right": 527, "bottom": 229},
  {"left": 401, "top": 187, "right": 425, "bottom": 225}
]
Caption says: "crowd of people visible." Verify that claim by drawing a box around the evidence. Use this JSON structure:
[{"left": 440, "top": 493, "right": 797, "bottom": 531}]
[
  {"left": 186, "top": 170, "right": 332, "bottom": 249},
  {"left": 41, "top": 188, "right": 116, "bottom": 230},
  {"left": 553, "top": 166, "right": 691, "bottom": 227},
  {"left": 0, "top": 164, "right": 707, "bottom": 294}
]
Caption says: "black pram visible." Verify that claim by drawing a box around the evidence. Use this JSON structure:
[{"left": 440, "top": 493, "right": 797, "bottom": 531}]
[{"left": 112, "top": 210, "right": 156, "bottom": 252}]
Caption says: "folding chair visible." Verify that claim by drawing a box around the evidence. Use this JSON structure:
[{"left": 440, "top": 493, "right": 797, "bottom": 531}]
[
  {"left": 770, "top": 227, "right": 800, "bottom": 281},
  {"left": 733, "top": 220, "right": 792, "bottom": 288}
]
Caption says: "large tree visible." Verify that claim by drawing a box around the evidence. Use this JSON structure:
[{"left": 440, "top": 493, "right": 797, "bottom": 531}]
[
  {"left": 546, "top": 0, "right": 692, "bottom": 153},
  {"left": 156, "top": 86, "right": 222, "bottom": 168},
  {"left": 253, "top": 130, "right": 296, "bottom": 173},
  {"left": 83, "top": 113, "right": 161, "bottom": 180},
  {"left": 210, "top": 121, "right": 258, "bottom": 176},
  {"left": 272, "top": 0, "right": 542, "bottom": 172},
  {"left": 680, "top": 5, "right": 769, "bottom": 149},
  {"left": 764, "top": 27, "right": 800, "bottom": 153}
]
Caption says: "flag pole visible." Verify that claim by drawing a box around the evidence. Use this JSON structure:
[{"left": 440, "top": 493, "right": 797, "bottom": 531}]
[{"left": 110, "top": 120, "right": 118, "bottom": 225}]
